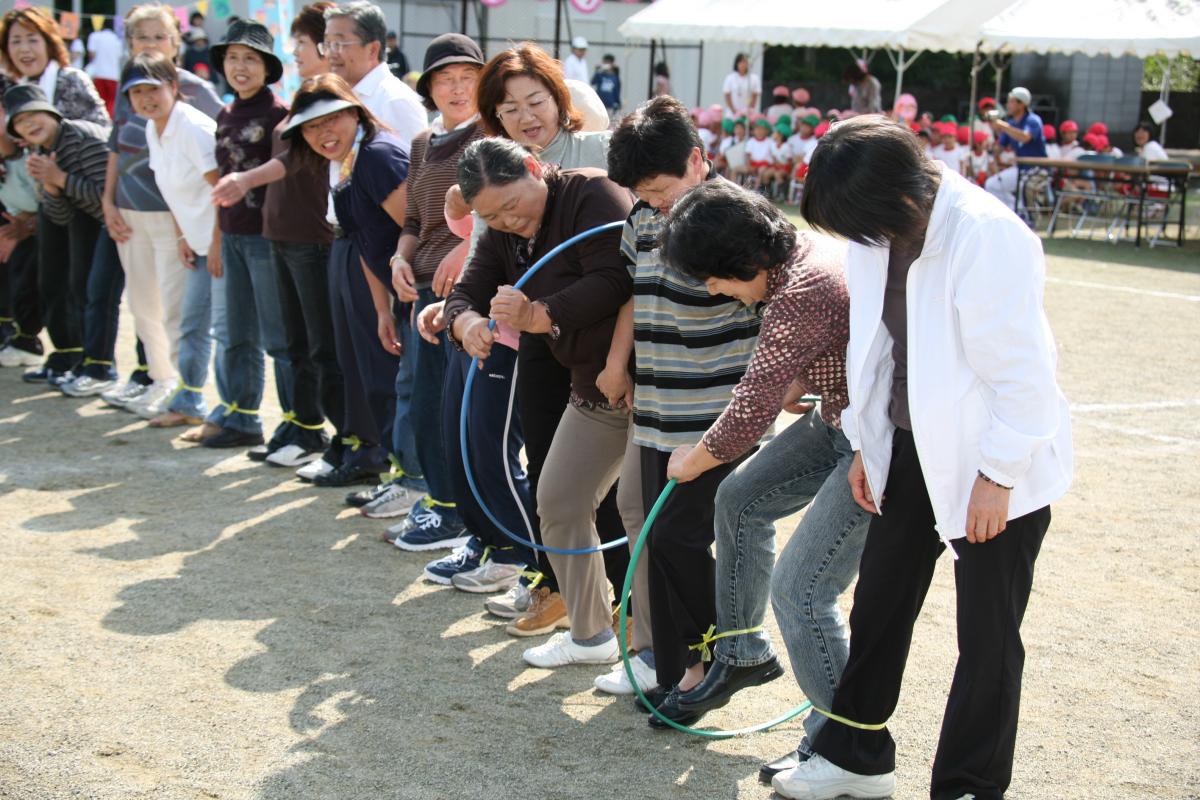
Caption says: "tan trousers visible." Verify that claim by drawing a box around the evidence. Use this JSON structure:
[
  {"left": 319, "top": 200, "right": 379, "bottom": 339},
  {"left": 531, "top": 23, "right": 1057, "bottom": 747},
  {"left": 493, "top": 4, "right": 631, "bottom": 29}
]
[
  {"left": 537, "top": 403, "right": 652, "bottom": 648},
  {"left": 114, "top": 209, "right": 188, "bottom": 383}
]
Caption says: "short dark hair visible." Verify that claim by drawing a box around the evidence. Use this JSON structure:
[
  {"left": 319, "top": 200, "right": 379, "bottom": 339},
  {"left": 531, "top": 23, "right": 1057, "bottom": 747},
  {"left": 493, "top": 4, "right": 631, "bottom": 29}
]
[
  {"left": 660, "top": 180, "right": 796, "bottom": 282},
  {"left": 458, "top": 137, "right": 533, "bottom": 204},
  {"left": 121, "top": 51, "right": 180, "bottom": 92},
  {"left": 1134, "top": 120, "right": 1157, "bottom": 139},
  {"left": 291, "top": 1, "right": 334, "bottom": 44},
  {"left": 607, "top": 95, "right": 703, "bottom": 189},
  {"left": 324, "top": 2, "right": 385, "bottom": 62},
  {"left": 732, "top": 52, "right": 747, "bottom": 71},
  {"left": 801, "top": 116, "right": 940, "bottom": 246}
]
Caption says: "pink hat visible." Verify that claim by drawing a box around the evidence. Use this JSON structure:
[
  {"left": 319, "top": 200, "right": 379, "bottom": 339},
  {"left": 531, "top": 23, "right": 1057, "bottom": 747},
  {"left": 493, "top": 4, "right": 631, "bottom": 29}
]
[
  {"left": 1088, "top": 121, "right": 1108, "bottom": 136},
  {"left": 815, "top": 120, "right": 831, "bottom": 138},
  {"left": 1043, "top": 123, "right": 1057, "bottom": 141},
  {"left": 956, "top": 125, "right": 969, "bottom": 145},
  {"left": 973, "top": 130, "right": 988, "bottom": 145},
  {"left": 791, "top": 87, "right": 810, "bottom": 105},
  {"left": 708, "top": 103, "right": 722, "bottom": 115},
  {"left": 773, "top": 85, "right": 790, "bottom": 98},
  {"left": 1060, "top": 120, "right": 1079, "bottom": 133},
  {"left": 690, "top": 106, "right": 702, "bottom": 119},
  {"left": 697, "top": 110, "right": 715, "bottom": 127}
]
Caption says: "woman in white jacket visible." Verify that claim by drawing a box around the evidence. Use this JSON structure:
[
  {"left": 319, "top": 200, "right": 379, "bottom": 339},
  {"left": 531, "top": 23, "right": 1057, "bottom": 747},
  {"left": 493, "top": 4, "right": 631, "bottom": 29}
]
[{"left": 773, "top": 116, "right": 1072, "bottom": 800}]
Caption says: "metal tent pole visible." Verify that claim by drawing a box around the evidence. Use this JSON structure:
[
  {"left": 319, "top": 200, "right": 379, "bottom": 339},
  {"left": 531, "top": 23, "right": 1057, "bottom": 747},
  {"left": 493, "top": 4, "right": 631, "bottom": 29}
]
[{"left": 553, "top": 0, "right": 563, "bottom": 59}]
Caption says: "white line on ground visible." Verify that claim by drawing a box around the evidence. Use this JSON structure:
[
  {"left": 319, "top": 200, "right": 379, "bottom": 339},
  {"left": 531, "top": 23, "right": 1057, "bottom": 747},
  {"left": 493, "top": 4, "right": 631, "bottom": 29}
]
[
  {"left": 1074, "top": 416, "right": 1200, "bottom": 447},
  {"left": 1046, "top": 276, "right": 1200, "bottom": 302},
  {"left": 1071, "top": 399, "right": 1200, "bottom": 413}
]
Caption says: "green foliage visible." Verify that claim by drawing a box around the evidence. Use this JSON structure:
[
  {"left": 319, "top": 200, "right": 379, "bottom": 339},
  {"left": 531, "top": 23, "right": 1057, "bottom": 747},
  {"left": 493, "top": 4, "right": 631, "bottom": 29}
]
[{"left": 1142, "top": 55, "right": 1199, "bottom": 92}]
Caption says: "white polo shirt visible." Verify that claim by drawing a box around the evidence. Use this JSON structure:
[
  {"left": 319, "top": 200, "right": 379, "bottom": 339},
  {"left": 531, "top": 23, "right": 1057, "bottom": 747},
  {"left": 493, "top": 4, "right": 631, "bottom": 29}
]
[
  {"left": 146, "top": 101, "right": 218, "bottom": 255},
  {"left": 86, "top": 29, "right": 123, "bottom": 81}
]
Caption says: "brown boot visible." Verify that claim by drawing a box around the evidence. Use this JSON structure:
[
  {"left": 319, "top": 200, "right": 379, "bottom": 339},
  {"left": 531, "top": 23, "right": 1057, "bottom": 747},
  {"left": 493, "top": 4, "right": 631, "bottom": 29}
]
[{"left": 506, "top": 587, "right": 570, "bottom": 637}]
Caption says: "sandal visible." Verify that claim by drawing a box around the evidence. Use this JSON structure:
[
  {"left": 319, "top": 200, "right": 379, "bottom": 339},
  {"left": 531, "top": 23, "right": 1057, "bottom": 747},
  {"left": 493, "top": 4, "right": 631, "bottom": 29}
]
[{"left": 180, "top": 421, "right": 222, "bottom": 443}]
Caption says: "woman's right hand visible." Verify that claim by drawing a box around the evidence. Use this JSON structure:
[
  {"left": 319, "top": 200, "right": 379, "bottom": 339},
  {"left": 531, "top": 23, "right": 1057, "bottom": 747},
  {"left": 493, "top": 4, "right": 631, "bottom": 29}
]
[
  {"left": 417, "top": 300, "right": 446, "bottom": 345},
  {"left": 103, "top": 199, "right": 132, "bottom": 243},
  {"left": 444, "top": 184, "right": 470, "bottom": 221},
  {"left": 460, "top": 316, "right": 495, "bottom": 363},
  {"left": 390, "top": 255, "right": 418, "bottom": 302},
  {"left": 177, "top": 238, "right": 196, "bottom": 269},
  {"left": 207, "top": 237, "right": 223, "bottom": 278},
  {"left": 847, "top": 451, "right": 877, "bottom": 514},
  {"left": 596, "top": 362, "right": 633, "bottom": 410}
]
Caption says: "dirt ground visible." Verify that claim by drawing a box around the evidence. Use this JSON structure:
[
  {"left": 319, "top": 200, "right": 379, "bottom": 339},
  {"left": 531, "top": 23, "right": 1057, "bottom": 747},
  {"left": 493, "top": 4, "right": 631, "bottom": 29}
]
[{"left": 1, "top": 236, "right": 1198, "bottom": 800}]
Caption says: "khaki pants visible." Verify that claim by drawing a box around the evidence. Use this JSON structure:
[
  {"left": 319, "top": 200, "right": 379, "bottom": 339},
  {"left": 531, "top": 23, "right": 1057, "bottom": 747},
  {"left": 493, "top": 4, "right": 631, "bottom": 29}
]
[
  {"left": 115, "top": 209, "right": 188, "bottom": 383},
  {"left": 537, "top": 403, "right": 651, "bottom": 648}
]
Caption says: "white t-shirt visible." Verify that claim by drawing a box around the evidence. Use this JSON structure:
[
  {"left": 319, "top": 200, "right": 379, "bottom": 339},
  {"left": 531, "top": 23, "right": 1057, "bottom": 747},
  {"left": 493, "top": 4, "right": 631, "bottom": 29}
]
[
  {"left": 770, "top": 140, "right": 792, "bottom": 164},
  {"left": 563, "top": 53, "right": 589, "bottom": 85},
  {"left": 723, "top": 71, "right": 761, "bottom": 118},
  {"left": 931, "top": 144, "right": 964, "bottom": 174},
  {"left": 146, "top": 102, "right": 218, "bottom": 255},
  {"left": 719, "top": 135, "right": 740, "bottom": 155},
  {"left": 1059, "top": 141, "right": 1085, "bottom": 161},
  {"left": 698, "top": 127, "right": 715, "bottom": 152},
  {"left": 965, "top": 149, "right": 990, "bottom": 177},
  {"left": 1045, "top": 143, "right": 1061, "bottom": 159},
  {"left": 69, "top": 39, "right": 85, "bottom": 69},
  {"left": 86, "top": 29, "right": 122, "bottom": 81},
  {"left": 1139, "top": 140, "right": 1168, "bottom": 161},
  {"left": 787, "top": 133, "right": 818, "bottom": 164},
  {"left": 744, "top": 136, "right": 773, "bottom": 163}
]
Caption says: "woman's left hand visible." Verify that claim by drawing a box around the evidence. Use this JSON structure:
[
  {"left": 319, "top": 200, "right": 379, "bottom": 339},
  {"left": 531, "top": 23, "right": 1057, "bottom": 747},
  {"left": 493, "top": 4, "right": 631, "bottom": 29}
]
[
  {"left": 965, "top": 475, "right": 1010, "bottom": 543},
  {"left": 489, "top": 285, "right": 534, "bottom": 330},
  {"left": 666, "top": 445, "right": 702, "bottom": 484},
  {"left": 27, "top": 152, "right": 65, "bottom": 189}
]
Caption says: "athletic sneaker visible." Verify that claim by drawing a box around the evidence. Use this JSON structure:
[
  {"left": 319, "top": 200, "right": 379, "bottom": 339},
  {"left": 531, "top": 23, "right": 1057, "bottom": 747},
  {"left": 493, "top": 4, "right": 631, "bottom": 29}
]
[
  {"left": 771, "top": 754, "right": 895, "bottom": 800},
  {"left": 389, "top": 500, "right": 469, "bottom": 552},
  {"left": 485, "top": 582, "right": 533, "bottom": 619},
  {"left": 0, "top": 345, "right": 42, "bottom": 368},
  {"left": 101, "top": 379, "right": 148, "bottom": 410},
  {"left": 423, "top": 538, "right": 484, "bottom": 585},
  {"left": 345, "top": 481, "right": 390, "bottom": 507},
  {"left": 593, "top": 654, "right": 658, "bottom": 695},
  {"left": 523, "top": 631, "right": 619, "bottom": 668},
  {"left": 126, "top": 380, "right": 178, "bottom": 419},
  {"left": 266, "top": 444, "right": 323, "bottom": 468},
  {"left": 505, "top": 587, "right": 570, "bottom": 637},
  {"left": 361, "top": 480, "right": 425, "bottom": 519},
  {"left": 450, "top": 556, "right": 523, "bottom": 594},
  {"left": 60, "top": 374, "right": 117, "bottom": 397}
]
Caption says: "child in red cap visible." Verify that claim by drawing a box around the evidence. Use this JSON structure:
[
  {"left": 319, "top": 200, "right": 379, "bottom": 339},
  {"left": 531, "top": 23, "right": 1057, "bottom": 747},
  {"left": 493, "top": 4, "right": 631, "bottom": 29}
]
[
  {"left": 1043, "top": 123, "right": 1059, "bottom": 159},
  {"left": 965, "top": 130, "right": 991, "bottom": 186}
]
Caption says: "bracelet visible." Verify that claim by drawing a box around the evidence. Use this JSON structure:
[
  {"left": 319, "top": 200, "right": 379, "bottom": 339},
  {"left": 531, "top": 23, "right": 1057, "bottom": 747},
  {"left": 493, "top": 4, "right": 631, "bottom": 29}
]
[
  {"left": 977, "top": 470, "right": 1013, "bottom": 491},
  {"left": 389, "top": 253, "right": 406, "bottom": 267}
]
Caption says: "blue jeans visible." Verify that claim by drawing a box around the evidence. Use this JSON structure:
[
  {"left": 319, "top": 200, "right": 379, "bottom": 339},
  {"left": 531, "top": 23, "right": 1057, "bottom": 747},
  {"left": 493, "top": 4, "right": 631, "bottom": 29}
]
[
  {"left": 410, "top": 287, "right": 458, "bottom": 520},
  {"left": 169, "top": 258, "right": 225, "bottom": 419},
  {"left": 713, "top": 410, "right": 870, "bottom": 742},
  {"left": 80, "top": 227, "right": 122, "bottom": 380},
  {"left": 392, "top": 301, "right": 425, "bottom": 487},
  {"left": 208, "top": 233, "right": 291, "bottom": 435}
]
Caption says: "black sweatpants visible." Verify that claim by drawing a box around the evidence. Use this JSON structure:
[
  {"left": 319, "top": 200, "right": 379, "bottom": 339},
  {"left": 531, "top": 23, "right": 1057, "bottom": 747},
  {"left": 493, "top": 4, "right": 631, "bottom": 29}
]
[
  {"left": 0, "top": 236, "right": 42, "bottom": 352},
  {"left": 812, "top": 428, "right": 1049, "bottom": 800},
  {"left": 515, "top": 332, "right": 629, "bottom": 595},
  {"left": 639, "top": 445, "right": 746, "bottom": 689},
  {"left": 39, "top": 211, "right": 98, "bottom": 372}
]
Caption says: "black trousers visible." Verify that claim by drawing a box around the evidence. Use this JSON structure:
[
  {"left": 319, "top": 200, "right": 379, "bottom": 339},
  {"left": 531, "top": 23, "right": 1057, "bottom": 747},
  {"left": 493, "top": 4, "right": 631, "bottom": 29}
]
[
  {"left": 639, "top": 445, "right": 745, "bottom": 688},
  {"left": 327, "top": 237, "right": 395, "bottom": 470},
  {"left": 0, "top": 236, "right": 43, "bottom": 352},
  {"left": 39, "top": 211, "right": 98, "bottom": 372},
  {"left": 271, "top": 239, "right": 340, "bottom": 450},
  {"left": 812, "top": 428, "right": 1049, "bottom": 800},
  {"left": 515, "top": 332, "right": 629, "bottom": 595}
]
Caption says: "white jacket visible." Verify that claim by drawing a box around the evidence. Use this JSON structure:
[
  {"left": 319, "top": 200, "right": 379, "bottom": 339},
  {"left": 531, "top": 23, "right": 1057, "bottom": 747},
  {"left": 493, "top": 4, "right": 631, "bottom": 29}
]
[{"left": 841, "top": 164, "right": 1073, "bottom": 547}]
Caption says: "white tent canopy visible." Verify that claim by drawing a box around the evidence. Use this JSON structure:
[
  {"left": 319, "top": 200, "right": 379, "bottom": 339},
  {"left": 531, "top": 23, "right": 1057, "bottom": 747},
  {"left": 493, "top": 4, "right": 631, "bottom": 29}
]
[{"left": 979, "top": 0, "right": 1200, "bottom": 58}]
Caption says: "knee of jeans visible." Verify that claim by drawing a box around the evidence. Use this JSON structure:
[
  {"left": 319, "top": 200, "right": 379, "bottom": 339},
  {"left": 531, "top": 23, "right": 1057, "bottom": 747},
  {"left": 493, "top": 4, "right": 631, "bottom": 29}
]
[{"left": 714, "top": 475, "right": 753, "bottom": 533}]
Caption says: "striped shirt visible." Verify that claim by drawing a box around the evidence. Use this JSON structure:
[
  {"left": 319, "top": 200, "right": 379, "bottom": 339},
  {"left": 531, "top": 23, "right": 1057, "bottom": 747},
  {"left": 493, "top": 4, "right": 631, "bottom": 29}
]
[
  {"left": 622, "top": 190, "right": 761, "bottom": 452},
  {"left": 41, "top": 119, "right": 110, "bottom": 226}
]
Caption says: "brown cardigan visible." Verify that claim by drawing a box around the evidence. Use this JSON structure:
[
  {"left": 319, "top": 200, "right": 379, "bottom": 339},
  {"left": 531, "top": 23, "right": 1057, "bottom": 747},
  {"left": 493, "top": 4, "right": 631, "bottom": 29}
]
[{"left": 445, "top": 168, "right": 634, "bottom": 404}]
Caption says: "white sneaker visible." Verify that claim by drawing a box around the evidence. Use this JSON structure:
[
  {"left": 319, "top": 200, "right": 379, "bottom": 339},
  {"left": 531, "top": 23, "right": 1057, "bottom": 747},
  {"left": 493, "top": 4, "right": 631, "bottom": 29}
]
[
  {"left": 523, "top": 631, "right": 619, "bottom": 668},
  {"left": 593, "top": 656, "right": 658, "bottom": 695},
  {"left": 0, "top": 345, "right": 41, "bottom": 368},
  {"left": 771, "top": 754, "right": 895, "bottom": 800},
  {"left": 484, "top": 582, "right": 532, "bottom": 619},
  {"left": 451, "top": 559, "right": 523, "bottom": 594},
  {"left": 266, "top": 444, "right": 322, "bottom": 467},
  {"left": 296, "top": 458, "right": 335, "bottom": 482},
  {"left": 101, "top": 379, "right": 148, "bottom": 410},
  {"left": 361, "top": 481, "right": 425, "bottom": 519},
  {"left": 60, "top": 375, "right": 117, "bottom": 397},
  {"left": 127, "top": 380, "right": 178, "bottom": 419}
]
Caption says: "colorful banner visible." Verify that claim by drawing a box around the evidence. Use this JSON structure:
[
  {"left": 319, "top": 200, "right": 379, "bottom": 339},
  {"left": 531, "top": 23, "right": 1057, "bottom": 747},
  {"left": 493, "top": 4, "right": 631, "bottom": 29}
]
[
  {"left": 196, "top": 1, "right": 209, "bottom": 15},
  {"left": 569, "top": 0, "right": 603, "bottom": 12},
  {"left": 174, "top": 6, "right": 192, "bottom": 32},
  {"left": 246, "top": 0, "right": 299, "bottom": 101},
  {"left": 212, "top": 0, "right": 233, "bottom": 19},
  {"left": 58, "top": 11, "right": 80, "bottom": 38},
  {"left": 479, "top": 0, "right": 507, "bottom": 6},
  {"left": 12, "top": 0, "right": 31, "bottom": 10},
  {"left": 91, "top": 14, "right": 105, "bottom": 32}
]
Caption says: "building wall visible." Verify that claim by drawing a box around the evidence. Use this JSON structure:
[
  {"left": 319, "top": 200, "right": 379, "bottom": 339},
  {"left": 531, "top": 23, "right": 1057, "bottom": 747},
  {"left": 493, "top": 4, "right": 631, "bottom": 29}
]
[{"left": 1011, "top": 51, "right": 1144, "bottom": 144}]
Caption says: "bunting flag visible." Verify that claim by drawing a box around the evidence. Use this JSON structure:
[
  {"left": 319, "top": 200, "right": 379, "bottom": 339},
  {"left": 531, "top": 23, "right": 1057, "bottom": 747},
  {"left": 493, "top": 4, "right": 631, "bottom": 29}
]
[
  {"left": 92, "top": 14, "right": 105, "bottom": 32},
  {"left": 12, "top": 0, "right": 31, "bottom": 9},
  {"left": 212, "top": 0, "right": 232, "bottom": 18},
  {"left": 569, "top": 0, "right": 603, "bottom": 11},
  {"left": 58, "top": 11, "right": 80, "bottom": 38},
  {"left": 174, "top": 6, "right": 191, "bottom": 31},
  {"left": 196, "top": 1, "right": 209, "bottom": 14},
  {"left": 480, "top": 0, "right": 507, "bottom": 6}
]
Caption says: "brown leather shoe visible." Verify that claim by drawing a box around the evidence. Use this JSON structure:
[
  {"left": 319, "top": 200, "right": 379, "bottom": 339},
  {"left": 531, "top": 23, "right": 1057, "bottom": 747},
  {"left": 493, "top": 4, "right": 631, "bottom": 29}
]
[
  {"left": 506, "top": 588, "right": 570, "bottom": 637},
  {"left": 149, "top": 411, "right": 203, "bottom": 428},
  {"left": 180, "top": 421, "right": 222, "bottom": 443}
]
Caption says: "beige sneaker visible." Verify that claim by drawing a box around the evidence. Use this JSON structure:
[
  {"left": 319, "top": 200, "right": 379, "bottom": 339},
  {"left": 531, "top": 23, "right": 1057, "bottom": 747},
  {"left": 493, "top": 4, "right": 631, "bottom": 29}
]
[{"left": 506, "top": 587, "right": 570, "bottom": 637}]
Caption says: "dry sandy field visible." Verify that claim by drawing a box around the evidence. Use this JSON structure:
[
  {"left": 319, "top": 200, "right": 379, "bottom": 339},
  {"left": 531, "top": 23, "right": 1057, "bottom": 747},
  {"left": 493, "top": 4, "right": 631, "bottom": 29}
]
[{"left": 1, "top": 235, "right": 1198, "bottom": 800}]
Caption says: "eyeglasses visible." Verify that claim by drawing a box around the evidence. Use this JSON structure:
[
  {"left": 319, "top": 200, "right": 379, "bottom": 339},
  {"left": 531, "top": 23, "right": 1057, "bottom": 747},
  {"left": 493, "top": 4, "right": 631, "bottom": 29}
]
[
  {"left": 317, "top": 39, "right": 364, "bottom": 56},
  {"left": 133, "top": 34, "right": 172, "bottom": 44},
  {"left": 496, "top": 93, "right": 551, "bottom": 122}
]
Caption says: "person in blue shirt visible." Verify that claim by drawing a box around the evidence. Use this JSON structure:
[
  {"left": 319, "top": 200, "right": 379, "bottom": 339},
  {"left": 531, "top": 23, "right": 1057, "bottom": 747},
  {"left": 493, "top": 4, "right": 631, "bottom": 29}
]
[
  {"left": 984, "top": 86, "right": 1045, "bottom": 211},
  {"left": 590, "top": 54, "right": 621, "bottom": 116}
]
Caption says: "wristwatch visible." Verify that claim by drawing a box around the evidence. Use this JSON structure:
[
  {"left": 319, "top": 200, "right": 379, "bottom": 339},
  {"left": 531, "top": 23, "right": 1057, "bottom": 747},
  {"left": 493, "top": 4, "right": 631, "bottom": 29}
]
[{"left": 534, "top": 300, "right": 560, "bottom": 340}]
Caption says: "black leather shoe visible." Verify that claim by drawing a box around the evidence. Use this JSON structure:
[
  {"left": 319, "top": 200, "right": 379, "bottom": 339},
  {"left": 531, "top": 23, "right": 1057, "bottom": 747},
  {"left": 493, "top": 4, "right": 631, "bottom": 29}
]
[
  {"left": 759, "top": 747, "right": 808, "bottom": 783},
  {"left": 647, "top": 686, "right": 706, "bottom": 730},
  {"left": 247, "top": 444, "right": 271, "bottom": 461},
  {"left": 311, "top": 462, "right": 382, "bottom": 488},
  {"left": 201, "top": 428, "right": 266, "bottom": 449},
  {"left": 631, "top": 684, "right": 670, "bottom": 713},
  {"left": 675, "top": 656, "right": 784, "bottom": 714}
]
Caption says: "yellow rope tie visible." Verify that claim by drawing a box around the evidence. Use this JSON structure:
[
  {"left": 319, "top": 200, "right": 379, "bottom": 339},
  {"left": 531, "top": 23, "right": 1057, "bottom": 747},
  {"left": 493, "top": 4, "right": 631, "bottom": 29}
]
[
  {"left": 478, "top": 545, "right": 514, "bottom": 565},
  {"left": 133, "top": 364, "right": 149, "bottom": 372},
  {"left": 810, "top": 706, "right": 889, "bottom": 731},
  {"left": 341, "top": 435, "right": 363, "bottom": 452},
  {"left": 281, "top": 410, "right": 326, "bottom": 431},
  {"left": 519, "top": 569, "right": 544, "bottom": 589},
  {"left": 54, "top": 348, "right": 83, "bottom": 354},
  {"left": 220, "top": 401, "right": 260, "bottom": 416},
  {"left": 0, "top": 316, "right": 12, "bottom": 323},
  {"left": 688, "top": 623, "right": 767, "bottom": 663},
  {"left": 424, "top": 496, "right": 457, "bottom": 510},
  {"left": 81, "top": 357, "right": 114, "bottom": 366},
  {"left": 177, "top": 383, "right": 204, "bottom": 393}
]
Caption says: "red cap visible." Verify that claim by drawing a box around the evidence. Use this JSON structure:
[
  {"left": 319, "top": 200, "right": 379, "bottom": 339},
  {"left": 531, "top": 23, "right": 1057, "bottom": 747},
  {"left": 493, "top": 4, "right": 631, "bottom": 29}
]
[
  {"left": 1060, "top": 120, "right": 1078, "bottom": 133},
  {"left": 1043, "top": 123, "right": 1057, "bottom": 141},
  {"left": 814, "top": 120, "right": 831, "bottom": 138},
  {"left": 1088, "top": 121, "right": 1108, "bottom": 136},
  {"left": 909, "top": 121, "right": 922, "bottom": 132},
  {"left": 956, "top": 125, "right": 969, "bottom": 145},
  {"left": 973, "top": 130, "right": 988, "bottom": 145},
  {"left": 978, "top": 96, "right": 997, "bottom": 110}
]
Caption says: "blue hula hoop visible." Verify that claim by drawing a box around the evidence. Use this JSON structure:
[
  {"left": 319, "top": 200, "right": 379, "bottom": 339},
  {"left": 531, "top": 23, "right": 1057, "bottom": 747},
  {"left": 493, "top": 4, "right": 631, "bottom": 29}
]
[{"left": 459, "top": 220, "right": 631, "bottom": 556}]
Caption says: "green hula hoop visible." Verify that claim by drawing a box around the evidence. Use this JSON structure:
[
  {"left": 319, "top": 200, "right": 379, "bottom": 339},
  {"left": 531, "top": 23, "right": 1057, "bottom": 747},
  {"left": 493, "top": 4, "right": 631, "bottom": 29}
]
[{"left": 616, "top": 478, "right": 814, "bottom": 738}]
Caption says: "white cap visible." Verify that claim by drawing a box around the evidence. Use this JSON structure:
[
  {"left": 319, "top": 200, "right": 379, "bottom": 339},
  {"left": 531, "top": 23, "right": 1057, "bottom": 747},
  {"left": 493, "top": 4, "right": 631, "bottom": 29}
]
[
  {"left": 571, "top": 36, "right": 588, "bottom": 50},
  {"left": 1008, "top": 86, "right": 1032, "bottom": 107}
]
